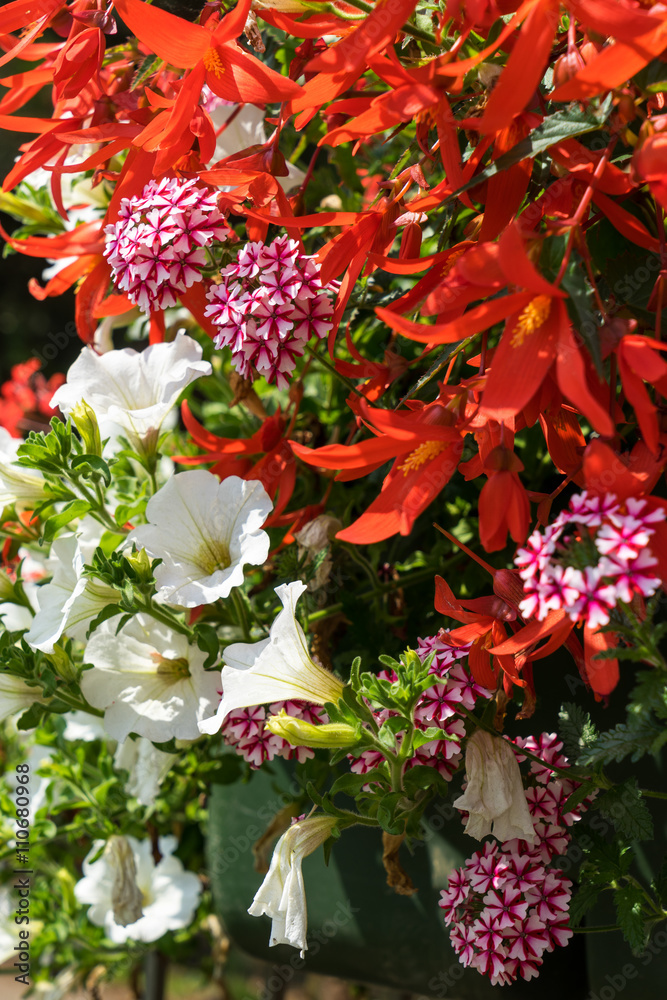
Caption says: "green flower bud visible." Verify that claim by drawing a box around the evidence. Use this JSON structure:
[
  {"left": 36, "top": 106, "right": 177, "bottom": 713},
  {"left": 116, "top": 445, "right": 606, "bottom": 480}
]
[
  {"left": 71, "top": 401, "right": 103, "bottom": 457},
  {"left": 46, "top": 643, "right": 79, "bottom": 683},
  {"left": 124, "top": 546, "right": 155, "bottom": 585},
  {"left": 265, "top": 710, "right": 359, "bottom": 749}
]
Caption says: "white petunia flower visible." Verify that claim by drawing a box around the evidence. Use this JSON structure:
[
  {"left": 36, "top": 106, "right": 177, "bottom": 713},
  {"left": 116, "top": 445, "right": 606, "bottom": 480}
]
[
  {"left": 0, "top": 672, "right": 48, "bottom": 724},
  {"left": 452, "top": 730, "right": 536, "bottom": 845},
  {"left": 207, "top": 99, "right": 306, "bottom": 192},
  {"left": 128, "top": 471, "right": 272, "bottom": 607},
  {"left": 74, "top": 834, "right": 201, "bottom": 943},
  {"left": 62, "top": 710, "right": 107, "bottom": 742},
  {"left": 199, "top": 581, "right": 344, "bottom": 735},
  {"left": 248, "top": 815, "right": 338, "bottom": 957},
  {"left": 114, "top": 737, "right": 175, "bottom": 807},
  {"left": 25, "top": 532, "right": 119, "bottom": 654},
  {"left": 81, "top": 614, "right": 221, "bottom": 742},
  {"left": 50, "top": 334, "right": 211, "bottom": 448},
  {"left": 0, "top": 427, "right": 45, "bottom": 511}
]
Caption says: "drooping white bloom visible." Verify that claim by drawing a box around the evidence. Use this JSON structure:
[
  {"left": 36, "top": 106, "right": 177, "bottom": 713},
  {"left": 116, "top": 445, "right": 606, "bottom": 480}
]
[
  {"left": 75, "top": 834, "right": 201, "bottom": 943},
  {"left": 452, "top": 730, "right": 536, "bottom": 844},
  {"left": 25, "top": 532, "right": 119, "bottom": 654},
  {"left": 0, "top": 427, "right": 45, "bottom": 511},
  {"left": 248, "top": 815, "right": 337, "bottom": 956},
  {"left": 114, "top": 737, "right": 175, "bottom": 807},
  {"left": 199, "top": 581, "right": 344, "bottom": 735},
  {"left": 128, "top": 471, "right": 272, "bottom": 607},
  {"left": 81, "top": 614, "right": 220, "bottom": 742},
  {"left": 50, "top": 334, "right": 211, "bottom": 446},
  {"left": 0, "top": 672, "right": 48, "bottom": 724}
]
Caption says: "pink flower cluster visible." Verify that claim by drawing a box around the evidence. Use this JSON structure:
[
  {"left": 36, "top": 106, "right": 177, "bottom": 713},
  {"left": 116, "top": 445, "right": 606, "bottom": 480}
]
[
  {"left": 221, "top": 699, "right": 326, "bottom": 768},
  {"left": 205, "top": 236, "right": 335, "bottom": 390},
  {"left": 515, "top": 491, "right": 665, "bottom": 628},
  {"left": 348, "top": 633, "right": 492, "bottom": 781},
  {"left": 441, "top": 732, "right": 588, "bottom": 985},
  {"left": 104, "top": 177, "right": 228, "bottom": 313}
]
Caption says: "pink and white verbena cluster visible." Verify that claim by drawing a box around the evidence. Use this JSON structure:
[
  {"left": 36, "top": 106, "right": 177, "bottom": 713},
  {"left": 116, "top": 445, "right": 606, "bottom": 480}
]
[
  {"left": 221, "top": 699, "right": 326, "bottom": 768},
  {"left": 441, "top": 733, "right": 589, "bottom": 986},
  {"left": 348, "top": 633, "right": 492, "bottom": 780},
  {"left": 515, "top": 491, "right": 665, "bottom": 628},
  {"left": 205, "top": 236, "right": 335, "bottom": 391},
  {"left": 104, "top": 177, "right": 228, "bottom": 313}
]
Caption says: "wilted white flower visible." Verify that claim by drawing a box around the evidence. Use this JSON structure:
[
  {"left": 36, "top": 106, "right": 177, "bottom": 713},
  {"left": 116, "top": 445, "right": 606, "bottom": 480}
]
[
  {"left": 128, "top": 471, "right": 272, "bottom": 607},
  {"left": 75, "top": 834, "right": 201, "bottom": 943},
  {"left": 25, "top": 532, "right": 118, "bottom": 654},
  {"left": 114, "top": 737, "right": 175, "bottom": 807},
  {"left": 81, "top": 614, "right": 220, "bottom": 742},
  {"left": 0, "top": 427, "right": 45, "bottom": 511},
  {"left": 248, "top": 815, "right": 338, "bottom": 957},
  {"left": 452, "top": 730, "right": 536, "bottom": 844},
  {"left": 199, "top": 581, "right": 344, "bottom": 735},
  {"left": 50, "top": 334, "right": 211, "bottom": 447}
]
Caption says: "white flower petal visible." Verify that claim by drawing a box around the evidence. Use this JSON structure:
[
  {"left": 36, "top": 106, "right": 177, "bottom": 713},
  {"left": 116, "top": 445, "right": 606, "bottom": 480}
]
[
  {"left": 51, "top": 334, "right": 211, "bottom": 444},
  {"left": 199, "top": 581, "right": 343, "bottom": 735},
  {"left": 128, "top": 471, "right": 272, "bottom": 607}
]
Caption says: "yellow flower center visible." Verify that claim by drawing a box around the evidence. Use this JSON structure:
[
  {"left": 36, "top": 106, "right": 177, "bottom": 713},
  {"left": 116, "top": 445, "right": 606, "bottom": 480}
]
[
  {"left": 153, "top": 654, "right": 191, "bottom": 680},
  {"left": 399, "top": 440, "right": 447, "bottom": 475},
  {"left": 510, "top": 295, "right": 551, "bottom": 348},
  {"left": 203, "top": 47, "right": 225, "bottom": 78}
]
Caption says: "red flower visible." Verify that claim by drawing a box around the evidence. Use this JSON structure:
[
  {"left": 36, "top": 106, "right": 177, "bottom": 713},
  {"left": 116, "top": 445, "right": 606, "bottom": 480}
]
[{"left": 291, "top": 395, "right": 463, "bottom": 543}]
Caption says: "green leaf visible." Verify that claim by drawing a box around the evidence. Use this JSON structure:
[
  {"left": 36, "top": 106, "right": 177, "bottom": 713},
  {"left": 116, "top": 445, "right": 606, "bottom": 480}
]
[
  {"left": 195, "top": 624, "right": 220, "bottom": 668},
  {"left": 594, "top": 780, "right": 654, "bottom": 840},
  {"left": 561, "top": 251, "right": 603, "bottom": 375},
  {"left": 569, "top": 883, "right": 600, "bottom": 928},
  {"left": 449, "top": 101, "right": 612, "bottom": 201},
  {"left": 330, "top": 770, "right": 388, "bottom": 797},
  {"left": 16, "top": 702, "right": 50, "bottom": 731},
  {"left": 412, "top": 726, "right": 459, "bottom": 749},
  {"left": 615, "top": 884, "right": 648, "bottom": 953},
  {"left": 41, "top": 500, "right": 92, "bottom": 544},
  {"left": 70, "top": 454, "right": 112, "bottom": 486},
  {"left": 558, "top": 702, "right": 598, "bottom": 759},
  {"left": 579, "top": 718, "right": 665, "bottom": 767}
]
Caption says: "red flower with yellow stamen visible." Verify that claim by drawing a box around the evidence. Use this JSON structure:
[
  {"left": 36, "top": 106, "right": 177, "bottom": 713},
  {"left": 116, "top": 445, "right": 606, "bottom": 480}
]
[{"left": 290, "top": 395, "right": 463, "bottom": 543}]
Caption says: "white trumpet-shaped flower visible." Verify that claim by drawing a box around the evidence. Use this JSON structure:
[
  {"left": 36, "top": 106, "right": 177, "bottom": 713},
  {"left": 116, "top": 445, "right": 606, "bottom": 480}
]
[
  {"left": 128, "top": 471, "right": 272, "bottom": 607},
  {"left": 0, "top": 672, "right": 48, "bottom": 724},
  {"left": 75, "top": 834, "right": 201, "bottom": 943},
  {"left": 50, "top": 334, "right": 211, "bottom": 446},
  {"left": 25, "top": 532, "right": 118, "bottom": 654},
  {"left": 248, "top": 815, "right": 338, "bottom": 957},
  {"left": 0, "top": 427, "right": 45, "bottom": 511},
  {"left": 81, "top": 614, "right": 221, "bottom": 742},
  {"left": 114, "top": 737, "right": 176, "bottom": 807},
  {"left": 198, "top": 581, "right": 344, "bottom": 735},
  {"left": 452, "top": 730, "right": 536, "bottom": 844}
]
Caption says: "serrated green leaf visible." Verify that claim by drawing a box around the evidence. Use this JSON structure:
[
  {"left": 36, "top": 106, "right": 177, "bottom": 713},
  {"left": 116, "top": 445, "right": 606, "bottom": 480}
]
[
  {"left": 569, "top": 883, "right": 600, "bottom": 927},
  {"left": 615, "top": 884, "right": 648, "bottom": 953},
  {"left": 579, "top": 718, "right": 665, "bottom": 767},
  {"left": 595, "top": 780, "right": 654, "bottom": 840},
  {"left": 558, "top": 702, "right": 598, "bottom": 759}
]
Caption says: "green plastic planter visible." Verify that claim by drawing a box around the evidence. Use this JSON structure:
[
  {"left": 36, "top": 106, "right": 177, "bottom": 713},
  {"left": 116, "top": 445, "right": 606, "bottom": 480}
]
[{"left": 206, "top": 759, "right": 589, "bottom": 998}]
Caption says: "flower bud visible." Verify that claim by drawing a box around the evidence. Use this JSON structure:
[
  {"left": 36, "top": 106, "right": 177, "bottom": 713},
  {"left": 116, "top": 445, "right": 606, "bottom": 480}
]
[
  {"left": 104, "top": 836, "right": 144, "bottom": 927},
  {"left": 71, "top": 401, "right": 103, "bottom": 457},
  {"left": 265, "top": 711, "right": 359, "bottom": 749},
  {"left": 46, "top": 642, "right": 79, "bottom": 683},
  {"left": 124, "top": 546, "right": 155, "bottom": 585}
]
